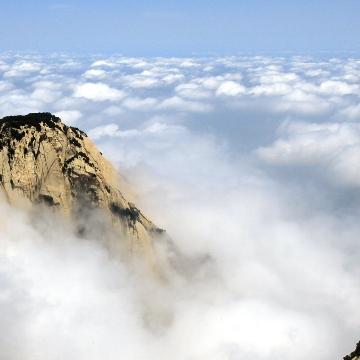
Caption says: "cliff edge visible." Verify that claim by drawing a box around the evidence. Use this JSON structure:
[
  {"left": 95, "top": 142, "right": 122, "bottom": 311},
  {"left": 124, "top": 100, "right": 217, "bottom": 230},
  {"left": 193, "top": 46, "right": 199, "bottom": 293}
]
[{"left": 0, "top": 112, "right": 164, "bottom": 262}]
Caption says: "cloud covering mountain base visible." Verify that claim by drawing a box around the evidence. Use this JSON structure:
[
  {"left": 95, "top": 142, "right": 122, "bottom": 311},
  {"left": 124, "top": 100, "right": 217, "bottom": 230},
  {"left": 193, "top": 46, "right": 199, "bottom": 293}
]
[{"left": 0, "top": 54, "right": 360, "bottom": 359}]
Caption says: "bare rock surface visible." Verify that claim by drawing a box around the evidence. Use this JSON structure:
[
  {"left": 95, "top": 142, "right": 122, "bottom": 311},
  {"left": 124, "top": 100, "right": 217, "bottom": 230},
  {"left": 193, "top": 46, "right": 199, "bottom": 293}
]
[{"left": 0, "top": 112, "right": 164, "bottom": 262}]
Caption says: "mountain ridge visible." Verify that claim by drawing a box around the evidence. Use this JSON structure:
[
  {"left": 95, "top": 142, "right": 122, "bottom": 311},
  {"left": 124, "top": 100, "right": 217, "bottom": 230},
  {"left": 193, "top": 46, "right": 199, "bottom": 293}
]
[{"left": 0, "top": 112, "right": 164, "bottom": 264}]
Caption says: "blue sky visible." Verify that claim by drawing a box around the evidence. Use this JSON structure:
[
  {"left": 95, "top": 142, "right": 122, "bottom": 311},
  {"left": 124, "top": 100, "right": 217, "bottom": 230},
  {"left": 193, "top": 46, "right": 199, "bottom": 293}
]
[{"left": 0, "top": 0, "right": 359, "bottom": 55}]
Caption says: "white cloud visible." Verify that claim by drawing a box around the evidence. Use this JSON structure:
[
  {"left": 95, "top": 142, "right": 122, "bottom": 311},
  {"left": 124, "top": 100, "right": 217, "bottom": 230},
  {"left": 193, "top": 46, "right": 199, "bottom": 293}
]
[
  {"left": 257, "top": 121, "right": 360, "bottom": 187},
  {"left": 96, "top": 109, "right": 360, "bottom": 360},
  {"left": 175, "top": 83, "right": 212, "bottom": 99},
  {"left": 0, "top": 61, "right": 10, "bottom": 72},
  {"left": 162, "top": 73, "right": 185, "bottom": 84},
  {"left": 340, "top": 104, "right": 360, "bottom": 120},
  {"left": 304, "top": 69, "right": 330, "bottom": 78},
  {"left": 122, "top": 97, "right": 158, "bottom": 111},
  {"left": 276, "top": 90, "right": 331, "bottom": 115},
  {"left": 91, "top": 59, "right": 118, "bottom": 68},
  {"left": 319, "top": 80, "right": 359, "bottom": 96},
  {"left": 88, "top": 123, "right": 120, "bottom": 139},
  {"left": 88, "top": 124, "right": 140, "bottom": 140},
  {"left": 124, "top": 75, "right": 160, "bottom": 89},
  {"left": 179, "top": 59, "right": 200, "bottom": 68},
  {"left": 3, "top": 61, "right": 42, "bottom": 78},
  {"left": 159, "top": 96, "right": 213, "bottom": 113},
  {"left": 266, "top": 72, "right": 298, "bottom": 83},
  {"left": 250, "top": 83, "right": 292, "bottom": 96},
  {"left": 31, "top": 80, "right": 62, "bottom": 91},
  {"left": 0, "top": 81, "right": 14, "bottom": 92},
  {"left": 216, "top": 81, "right": 246, "bottom": 96},
  {"left": 0, "top": 89, "right": 45, "bottom": 117},
  {"left": 83, "top": 69, "right": 108, "bottom": 79},
  {"left": 55, "top": 110, "right": 82, "bottom": 125},
  {"left": 31, "top": 88, "right": 62, "bottom": 103},
  {"left": 74, "top": 82, "right": 125, "bottom": 102},
  {"left": 103, "top": 105, "right": 124, "bottom": 116},
  {"left": 1, "top": 53, "right": 360, "bottom": 360}
]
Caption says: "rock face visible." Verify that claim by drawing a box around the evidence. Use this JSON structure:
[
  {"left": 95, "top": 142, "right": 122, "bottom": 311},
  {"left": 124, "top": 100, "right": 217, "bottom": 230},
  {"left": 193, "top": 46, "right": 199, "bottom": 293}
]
[
  {"left": 0, "top": 112, "right": 163, "bottom": 263},
  {"left": 344, "top": 342, "right": 360, "bottom": 360}
]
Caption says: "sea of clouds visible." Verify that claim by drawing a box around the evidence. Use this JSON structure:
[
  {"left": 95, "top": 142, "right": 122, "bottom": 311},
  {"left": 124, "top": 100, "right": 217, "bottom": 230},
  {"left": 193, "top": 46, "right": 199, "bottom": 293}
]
[{"left": 1, "top": 53, "right": 360, "bottom": 359}]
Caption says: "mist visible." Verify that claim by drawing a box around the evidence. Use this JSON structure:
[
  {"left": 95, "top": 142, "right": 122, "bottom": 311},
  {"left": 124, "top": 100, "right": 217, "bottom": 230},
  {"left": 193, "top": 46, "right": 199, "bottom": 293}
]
[{"left": 1, "top": 54, "right": 360, "bottom": 359}]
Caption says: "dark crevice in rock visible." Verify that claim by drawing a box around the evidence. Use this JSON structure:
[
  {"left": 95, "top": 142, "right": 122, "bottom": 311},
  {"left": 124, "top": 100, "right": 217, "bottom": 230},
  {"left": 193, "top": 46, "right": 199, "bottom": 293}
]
[
  {"left": 37, "top": 194, "right": 58, "bottom": 207},
  {"left": 77, "top": 151, "right": 96, "bottom": 169},
  {"left": 69, "top": 137, "right": 81, "bottom": 148},
  {"left": 11, "top": 128, "right": 26, "bottom": 142},
  {"left": 110, "top": 202, "right": 141, "bottom": 226},
  {"left": 69, "top": 172, "right": 100, "bottom": 204}
]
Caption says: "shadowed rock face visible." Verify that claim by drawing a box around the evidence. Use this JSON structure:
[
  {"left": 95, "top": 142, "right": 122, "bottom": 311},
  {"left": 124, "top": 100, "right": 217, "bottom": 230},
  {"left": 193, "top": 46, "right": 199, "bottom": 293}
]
[{"left": 0, "top": 112, "right": 164, "bottom": 262}]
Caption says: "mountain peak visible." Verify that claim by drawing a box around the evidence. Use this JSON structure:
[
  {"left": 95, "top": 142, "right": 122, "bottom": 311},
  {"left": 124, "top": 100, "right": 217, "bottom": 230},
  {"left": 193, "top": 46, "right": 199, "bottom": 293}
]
[
  {"left": 0, "top": 112, "right": 163, "bottom": 262},
  {"left": 0, "top": 112, "right": 86, "bottom": 139}
]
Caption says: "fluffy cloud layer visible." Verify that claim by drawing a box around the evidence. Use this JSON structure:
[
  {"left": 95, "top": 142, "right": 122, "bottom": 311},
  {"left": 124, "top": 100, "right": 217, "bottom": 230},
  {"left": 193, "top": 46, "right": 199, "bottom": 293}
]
[
  {"left": 0, "top": 53, "right": 360, "bottom": 360},
  {"left": 258, "top": 121, "right": 360, "bottom": 188},
  {"left": 0, "top": 54, "right": 359, "bottom": 126}
]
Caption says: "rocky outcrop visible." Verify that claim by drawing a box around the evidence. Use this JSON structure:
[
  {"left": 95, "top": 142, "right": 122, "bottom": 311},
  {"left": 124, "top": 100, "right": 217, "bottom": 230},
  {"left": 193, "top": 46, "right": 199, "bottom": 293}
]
[
  {"left": 344, "top": 342, "right": 360, "bottom": 360},
  {"left": 0, "top": 112, "right": 164, "bottom": 264}
]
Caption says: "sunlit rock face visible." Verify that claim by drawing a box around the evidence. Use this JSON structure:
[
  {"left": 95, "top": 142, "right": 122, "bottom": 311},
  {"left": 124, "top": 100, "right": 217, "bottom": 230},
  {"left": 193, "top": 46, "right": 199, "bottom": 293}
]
[{"left": 0, "top": 112, "right": 164, "bottom": 262}]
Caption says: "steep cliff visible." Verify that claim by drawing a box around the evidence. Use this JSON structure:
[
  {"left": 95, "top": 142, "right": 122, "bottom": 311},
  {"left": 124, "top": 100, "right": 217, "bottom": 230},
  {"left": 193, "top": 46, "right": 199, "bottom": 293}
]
[{"left": 0, "top": 112, "right": 164, "bottom": 263}]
